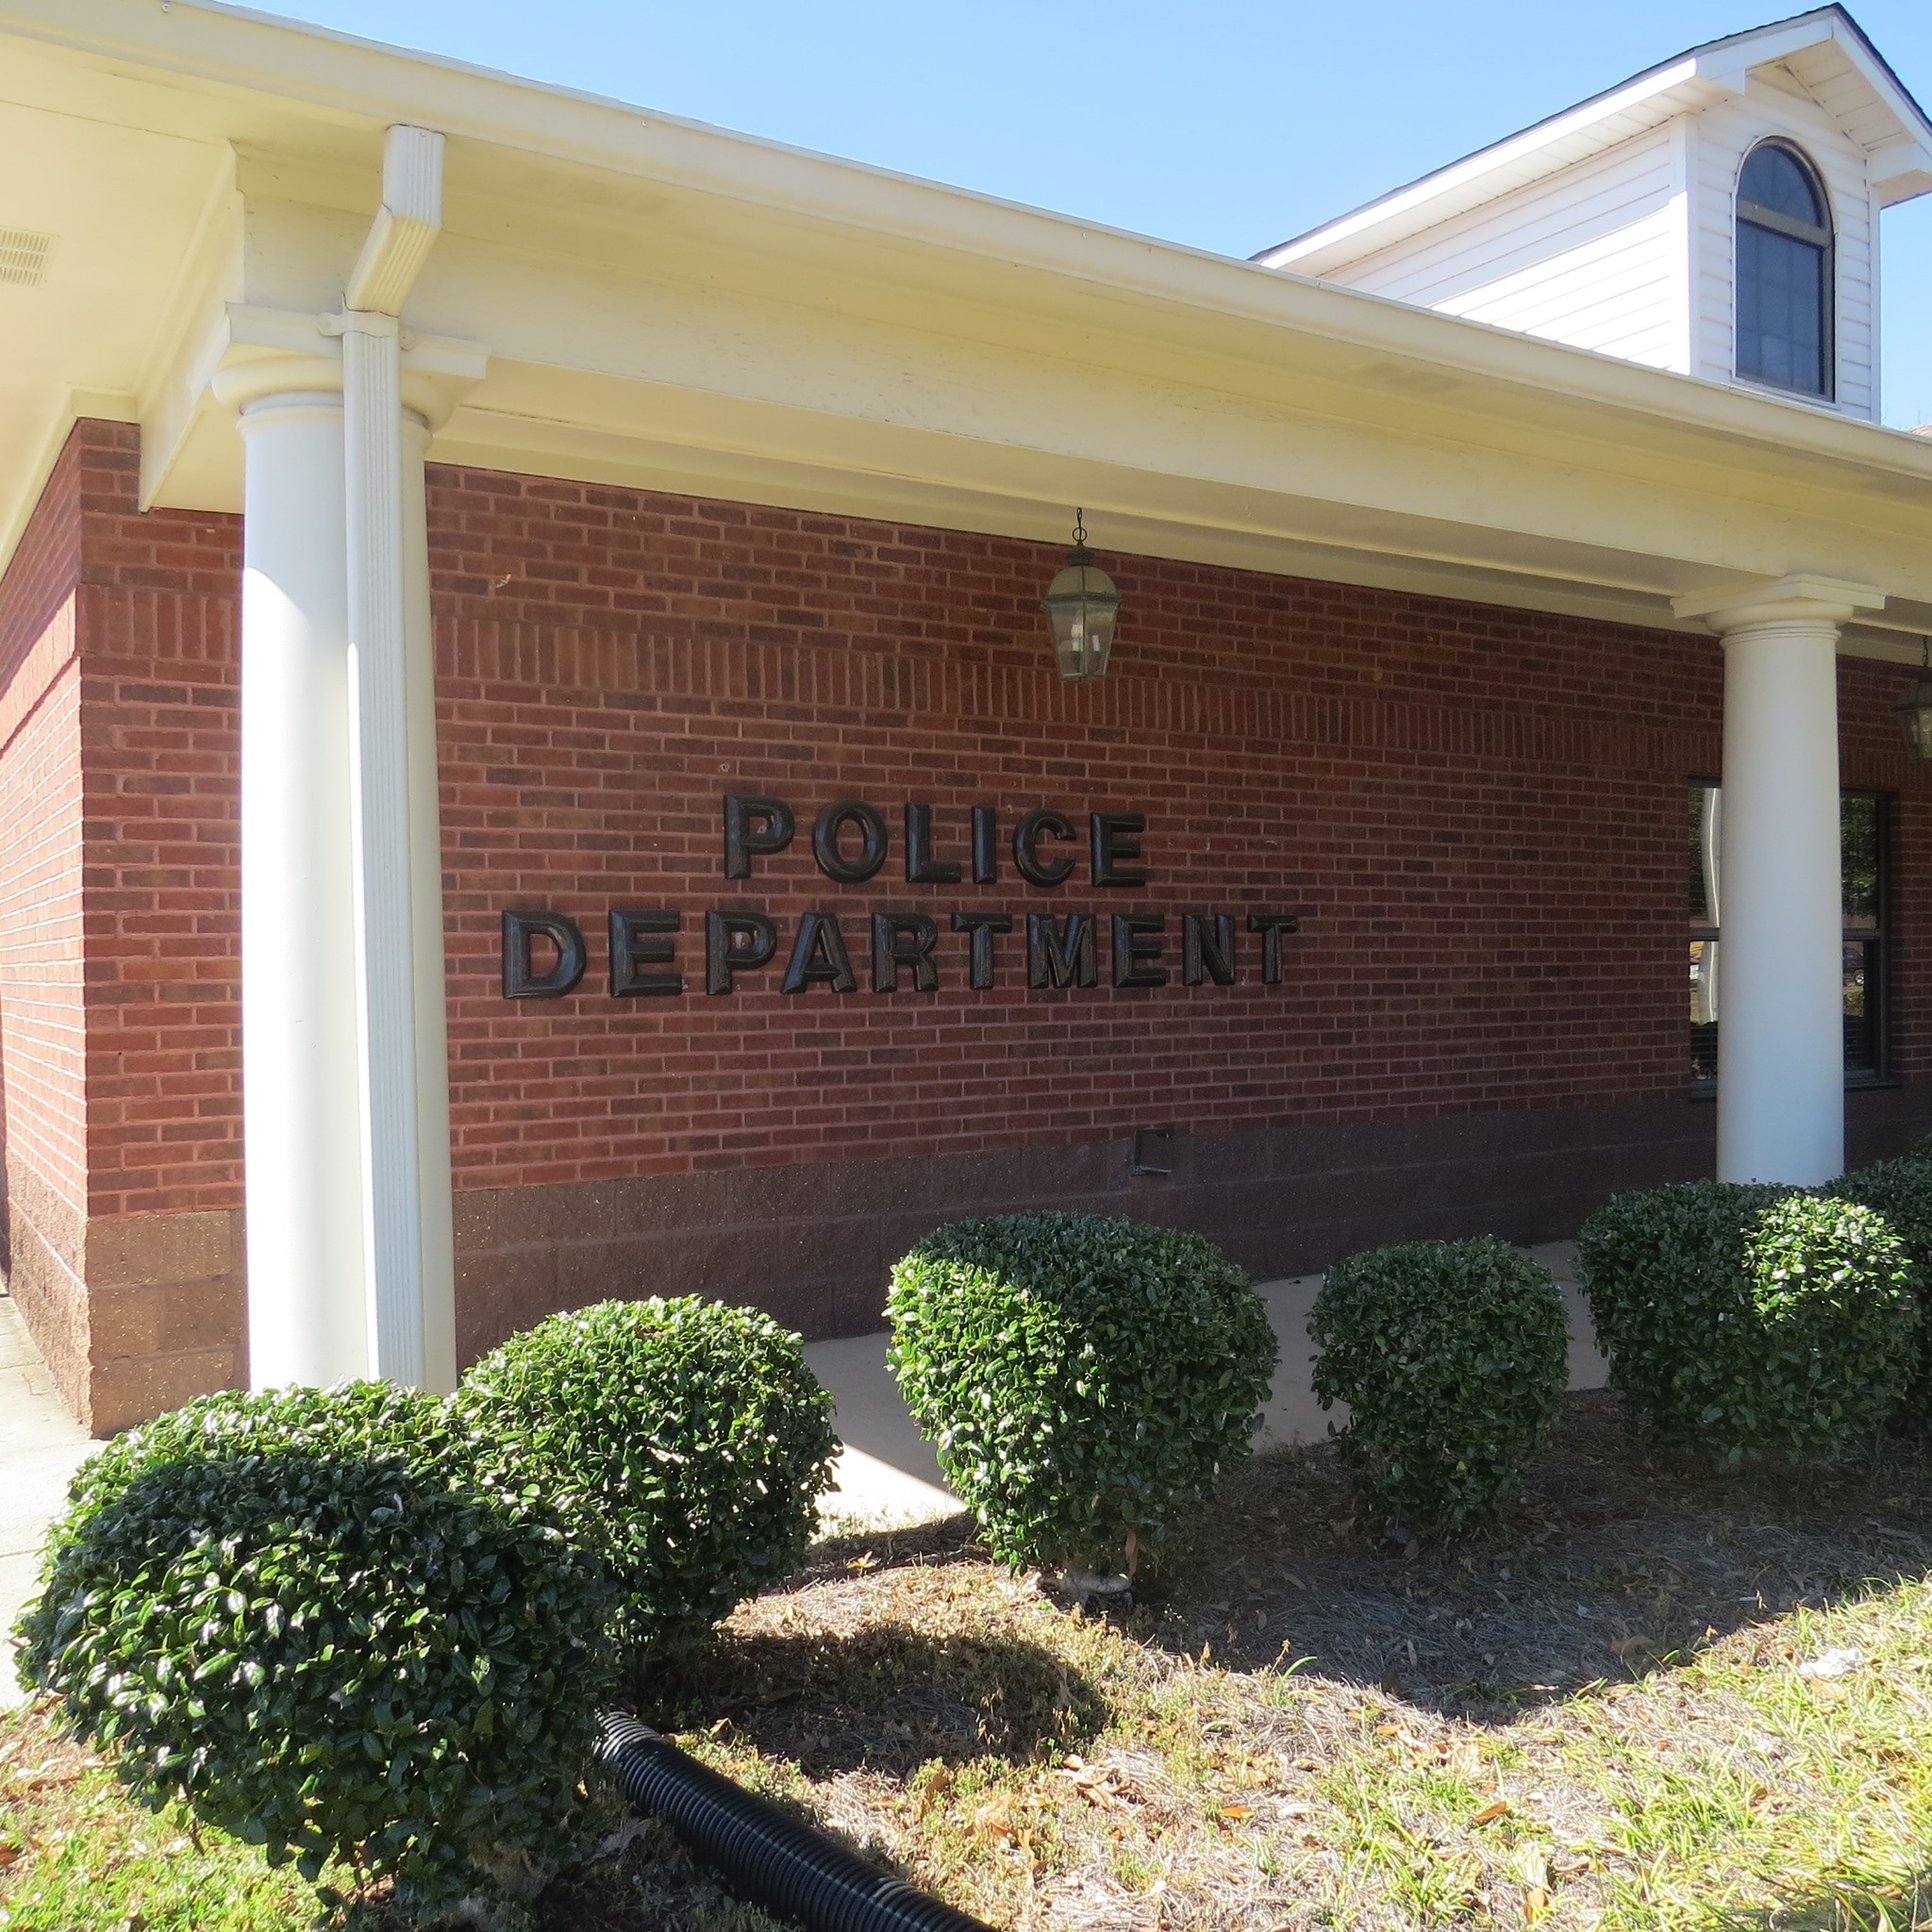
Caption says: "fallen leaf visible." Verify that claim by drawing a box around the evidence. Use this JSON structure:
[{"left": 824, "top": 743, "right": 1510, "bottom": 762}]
[
  {"left": 1220, "top": 1805, "right": 1255, "bottom": 1822},
  {"left": 0, "top": 1844, "right": 19, "bottom": 1870}
]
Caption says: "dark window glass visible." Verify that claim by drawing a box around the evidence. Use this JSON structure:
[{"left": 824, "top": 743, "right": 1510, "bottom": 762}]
[
  {"left": 1688, "top": 782, "right": 1885, "bottom": 1084},
  {"left": 1740, "top": 144, "right": 1825, "bottom": 225},
  {"left": 1842, "top": 791, "right": 1880, "bottom": 926},
  {"left": 1736, "top": 142, "right": 1832, "bottom": 399}
]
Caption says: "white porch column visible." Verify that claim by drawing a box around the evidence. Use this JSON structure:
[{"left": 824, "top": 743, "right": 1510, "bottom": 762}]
[
  {"left": 211, "top": 125, "right": 476, "bottom": 1390},
  {"left": 221, "top": 358, "right": 369, "bottom": 1387},
  {"left": 1674, "top": 575, "right": 1885, "bottom": 1185}
]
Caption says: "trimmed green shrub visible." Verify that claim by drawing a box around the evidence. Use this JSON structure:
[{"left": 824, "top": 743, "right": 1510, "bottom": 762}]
[
  {"left": 12, "top": 1382, "right": 618, "bottom": 1922},
  {"left": 886, "top": 1211, "right": 1276, "bottom": 1576},
  {"left": 1576, "top": 1181, "right": 1919, "bottom": 1458},
  {"left": 453, "top": 1297, "right": 838, "bottom": 1674},
  {"left": 1309, "top": 1237, "right": 1568, "bottom": 1531},
  {"left": 1829, "top": 1156, "right": 1932, "bottom": 1429}
]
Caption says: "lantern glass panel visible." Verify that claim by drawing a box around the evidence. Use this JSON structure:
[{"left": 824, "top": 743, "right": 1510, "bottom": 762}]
[
  {"left": 1896, "top": 679, "right": 1932, "bottom": 761},
  {"left": 1041, "top": 560, "right": 1120, "bottom": 683}
]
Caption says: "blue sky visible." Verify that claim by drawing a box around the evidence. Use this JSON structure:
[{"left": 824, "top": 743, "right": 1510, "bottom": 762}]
[{"left": 258, "top": 0, "right": 1932, "bottom": 427}]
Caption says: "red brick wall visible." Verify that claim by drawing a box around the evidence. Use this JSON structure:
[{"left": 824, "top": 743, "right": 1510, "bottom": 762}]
[
  {"left": 425, "top": 469, "right": 1932, "bottom": 1193},
  {"left": 42, "top": 443, "right": 1932, "bottom": 1219},
  {"left": 0, "top": 423, "right": 245, "bottom": 1425},
  {"left": 0, "top": 622, "right": 87, "bottom": 1218},
  {"left": 74, "top": 425, "right": 242, "bottom": 1222},
  {"left": 9, "top": 429, "right": 1932, "bottom": 1413},
  {"left": 0, "top": 429, "right": 92, "bottom": 1405}
]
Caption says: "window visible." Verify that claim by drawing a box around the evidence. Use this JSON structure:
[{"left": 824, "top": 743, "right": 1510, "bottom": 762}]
[
  {"left": 1689, "top": 783, "right": 1885, "bottom": 1084},
  {"left": 1735, "top": 141, "right": 1833, "bottom": 399}
]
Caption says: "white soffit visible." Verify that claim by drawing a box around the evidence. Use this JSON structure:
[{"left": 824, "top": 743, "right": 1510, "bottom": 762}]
[{"left": 1257, "top": 5, "right": 1932, "bottom": 276}]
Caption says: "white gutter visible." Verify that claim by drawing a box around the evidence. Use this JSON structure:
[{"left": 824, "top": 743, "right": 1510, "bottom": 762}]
[{"left": 329, "top": 124, "right": 457, "bottom": 1392}]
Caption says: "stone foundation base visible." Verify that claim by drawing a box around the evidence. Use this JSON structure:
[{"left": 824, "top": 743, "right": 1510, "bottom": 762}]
[
  {"left": 11, "top": 1084, "right": 1932, "bottom": 1434},
  {"left": 452, "top": 1083, "right": 1932, "bottom": 1360},
  {"left": 2, "top": 1156, "right": 243, "bottom": 1435}
]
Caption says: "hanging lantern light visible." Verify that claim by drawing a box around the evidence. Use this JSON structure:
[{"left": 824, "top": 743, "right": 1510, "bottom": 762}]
[
  {"left": 1040, "top": 509, "right": 1120, "bottom": 682},
  {"left": 1898, "top": 637, "right": 1932, "bottom": 761}
]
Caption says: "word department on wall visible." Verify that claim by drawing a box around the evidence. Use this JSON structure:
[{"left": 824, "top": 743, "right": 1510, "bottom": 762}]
[{"left": 502, "top": 795, "right": 1303, "bottom": 1000}]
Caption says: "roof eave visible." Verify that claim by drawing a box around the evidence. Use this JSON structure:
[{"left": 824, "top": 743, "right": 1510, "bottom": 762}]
[{"left": 1256, "top": 4, "right": 1932, "bottom": 274}]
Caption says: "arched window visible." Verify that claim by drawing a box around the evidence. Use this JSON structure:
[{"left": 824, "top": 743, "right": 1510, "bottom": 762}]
[{"left": 1736, "top": 141, "right": 1833, "bottom": 398}]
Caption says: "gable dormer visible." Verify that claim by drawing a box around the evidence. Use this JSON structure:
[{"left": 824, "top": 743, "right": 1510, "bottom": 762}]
[{"left": 1255, "top": 7, "right": 1932, "bottom": 420}]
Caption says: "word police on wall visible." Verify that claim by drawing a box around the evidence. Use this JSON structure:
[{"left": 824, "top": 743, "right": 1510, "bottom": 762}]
[{"left": 502, "top": 795, "right": 1300, "bottom": 999}]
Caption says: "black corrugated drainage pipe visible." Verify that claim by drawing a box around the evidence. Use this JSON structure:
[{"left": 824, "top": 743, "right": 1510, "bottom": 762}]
[{"left": 596, "top": 1712, "right": 996, "bottom": 1932}]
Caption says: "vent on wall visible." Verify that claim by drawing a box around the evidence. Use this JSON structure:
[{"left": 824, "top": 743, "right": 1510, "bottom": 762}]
[{"left": 0, "top": 228, "right": 52, "bottom": 286}]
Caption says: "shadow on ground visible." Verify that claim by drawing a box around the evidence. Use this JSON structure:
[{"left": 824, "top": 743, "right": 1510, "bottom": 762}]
[
  {"left": 1145, "top": 1388, "right": 1932, "bottom": 1719},
  {"left": 775, "top": 1390, "right": 1932, "bottom": 1725},
  {"left": 1702, "top": 1869, "right": 1932, "bottom": 1932},
  {"left": 652, "top": 1621, "right": 1106, "bottom": 1776}
]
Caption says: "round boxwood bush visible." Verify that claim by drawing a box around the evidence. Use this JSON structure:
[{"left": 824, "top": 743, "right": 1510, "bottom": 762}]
[
  {"left": 1576, "top": 1180, "right": 1919, "bottom": 1458},
  {"left": 452, "top": 1297, "right": 838, "bottom": 1675},
  {"left": 885, "top": 1211, "right": 1276, "bottom": 1576},
  {"left": 12, "top": 1381, "right": 619, "bottom": 1921},
  {"left": 1829, "top": 1156, "right": 1932, "bottom": 1429},
  {"left": 1309, "top": 1237, "right": 1568, "bottom": 1532}
]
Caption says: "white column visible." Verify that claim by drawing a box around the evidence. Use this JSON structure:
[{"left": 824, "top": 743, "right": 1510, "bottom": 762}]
[
  {"left": 1674, "top": 575, "right": 1885, "bottom": 1185},
  {"left": 223, "top": 361, "right": 369, "bottom": 1387}
]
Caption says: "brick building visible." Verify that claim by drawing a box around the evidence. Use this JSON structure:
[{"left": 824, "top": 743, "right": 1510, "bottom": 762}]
[{"left": 4, "top": 4, "right": 1932, "bottom": 1432}]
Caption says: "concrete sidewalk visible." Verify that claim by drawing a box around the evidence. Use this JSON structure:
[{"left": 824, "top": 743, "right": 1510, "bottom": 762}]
[
  {"left": 0, "top": 1242, "right": 1608, "bottom": 1704},
  {"left": 0, "top": 1293, "right": 96, "bottom": 1709},
  {"left": 807, "top": 1241, "right": 1607, "bottom": 1528}
]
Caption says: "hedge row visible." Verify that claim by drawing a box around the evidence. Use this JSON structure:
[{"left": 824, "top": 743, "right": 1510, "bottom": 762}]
[
  {"left": 1304, "top": 1151, "right": 1932, "bottom": 1535},
  {"left": 19, "top": 1158, "right": 1932, "bottom": 1922},
  {"left": 1577, "top": 1180, "right": 1920, "bottom": 1459},
  {"left": 15, "top": 1298, "right": 837, "bottom": 1922},
  {"left": 16, "top": 1216, "right": 1282, "bottom": 1924}
]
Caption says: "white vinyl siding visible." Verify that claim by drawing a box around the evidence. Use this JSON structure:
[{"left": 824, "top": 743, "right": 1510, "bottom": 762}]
[
  {"left": 1323, "top": 128, "right": 1689, "bottom": 372},
  {"left": 1690, "top": 77, "right": 1877, "bottom": 417},
  {"left": 1301, "top": 67, "right": 1887, "bottom": 419}
]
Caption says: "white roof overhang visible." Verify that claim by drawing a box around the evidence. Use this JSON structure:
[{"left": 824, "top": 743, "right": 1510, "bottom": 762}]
[
  {"left": 2, "top": 0, "right": 1932, "bottom": 660},
  {"left": 1257, "top": 6, "right": 1932, "bottom": 277}
]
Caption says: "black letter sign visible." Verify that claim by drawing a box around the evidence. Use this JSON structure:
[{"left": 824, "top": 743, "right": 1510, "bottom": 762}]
[
  {"left": 812, "top": 800, "right": 890, "bottom": 883},
  {"left": 1027, "top": 911, "right": 1097, "bottom": 989},
  {"left": 1012, "top": 808, "right": 1077, "bottom": 887},
  {"left": 951, "top": 909, "right": 1012, "bottom": 989},
  {"left": 1182, "top": 912, "right": 1237, "bottom": 986},
  {"left": 782, "top": 911, "right": 859, "bottom": 992},
  {"left": 1110, "top": 912, "right": 1167, "bottom": 988},
  {"left": 1247, "top": 912, "right": 1301, "bottom": 984},
  {"left": 903, "top": 804, "right": 962, "bottom": 885},
  {"left": 971, "top": 805, "right": 1000, "bottom": 884},
  {"left": 608, "top": 908, "right": 682, "bottom": 997},
  {"left": 872, "top": 911, "right": 941, "bottom": 991},
  {"left": 723, "top": 795, "right": 795, "bottom": 879},
  {"left": 706, "top": 910, "right": 778, "bottom": 993},
  {"left": 1090, "top": 812, "right": 1149, "bottom": 888},
  {"left": 502, "top": 909, "right": 587, "bottom": 998}
]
